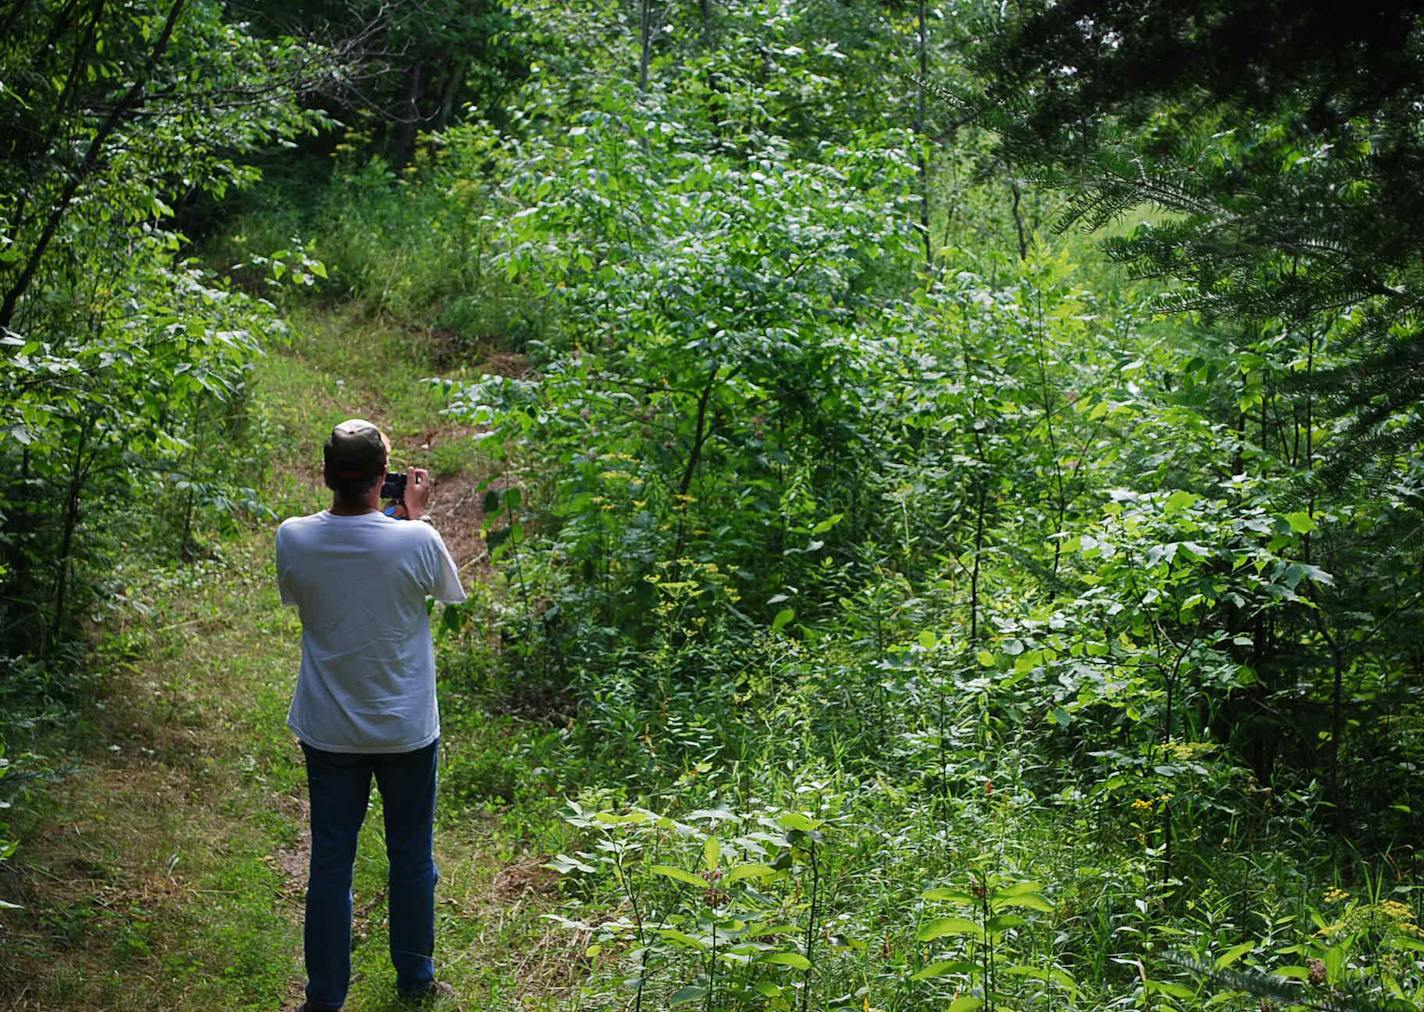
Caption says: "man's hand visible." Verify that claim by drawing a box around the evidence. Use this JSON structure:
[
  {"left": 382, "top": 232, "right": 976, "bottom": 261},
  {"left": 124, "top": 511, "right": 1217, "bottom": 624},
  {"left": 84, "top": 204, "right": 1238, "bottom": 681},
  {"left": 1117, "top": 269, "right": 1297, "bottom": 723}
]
[{"left": 400, "top": 467, "right": 431, "bottom": 521}]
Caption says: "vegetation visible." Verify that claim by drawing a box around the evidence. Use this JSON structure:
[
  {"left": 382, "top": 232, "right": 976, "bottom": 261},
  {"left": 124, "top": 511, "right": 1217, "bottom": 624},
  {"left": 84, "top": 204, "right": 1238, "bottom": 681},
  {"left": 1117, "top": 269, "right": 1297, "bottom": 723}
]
[{"left": 3, "top": 1, "right": 1423, "bottom": 1010}]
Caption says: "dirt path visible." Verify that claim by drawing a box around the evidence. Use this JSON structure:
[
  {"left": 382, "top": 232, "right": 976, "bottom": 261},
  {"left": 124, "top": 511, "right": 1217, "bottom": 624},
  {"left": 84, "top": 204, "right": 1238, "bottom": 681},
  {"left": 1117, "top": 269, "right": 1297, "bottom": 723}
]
[{"left": 0, "top": 308, "right": 571, "bottom": 1011}]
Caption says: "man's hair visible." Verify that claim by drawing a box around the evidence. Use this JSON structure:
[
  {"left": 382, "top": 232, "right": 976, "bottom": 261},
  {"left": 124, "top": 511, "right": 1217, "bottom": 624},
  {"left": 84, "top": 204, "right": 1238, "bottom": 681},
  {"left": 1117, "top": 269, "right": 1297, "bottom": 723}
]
[{"left": 325, "top": 470, "right": 382, "bottom": 509}]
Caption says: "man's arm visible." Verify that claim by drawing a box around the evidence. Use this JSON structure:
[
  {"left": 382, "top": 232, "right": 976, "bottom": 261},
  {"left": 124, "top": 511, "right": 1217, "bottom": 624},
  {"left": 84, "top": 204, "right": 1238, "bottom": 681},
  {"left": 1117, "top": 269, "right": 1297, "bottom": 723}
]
[
  {"left": 399, "top": 467, "right": 431, "bottom": 521},
  {"left": 275, "top": 523, "right": 298, "bottom": 607},
  {"left": 399, "top": 468, "right": 465, "bottom": 603}
]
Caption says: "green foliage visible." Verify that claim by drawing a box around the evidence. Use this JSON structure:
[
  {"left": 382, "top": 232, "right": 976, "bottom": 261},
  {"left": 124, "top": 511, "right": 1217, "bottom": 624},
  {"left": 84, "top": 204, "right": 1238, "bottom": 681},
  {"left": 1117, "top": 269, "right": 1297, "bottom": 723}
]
[
  {"left": 966, "top": 0, "right": 1424, "bottom": 478},
  {"left": 10, "top": 0, "right": 1424, "bottom": 1007},
  {"left": 0, "top": 0, "right": 327, "bottom": 655},
  {"left": 399, "top": 2, "right": 1424, "bottom": 1008}
]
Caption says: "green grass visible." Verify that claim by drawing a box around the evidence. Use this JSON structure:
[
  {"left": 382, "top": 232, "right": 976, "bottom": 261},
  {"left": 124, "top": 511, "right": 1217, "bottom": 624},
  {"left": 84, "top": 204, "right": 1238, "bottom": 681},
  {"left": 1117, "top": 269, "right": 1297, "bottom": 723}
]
[{"left": 0, "top": 300, "right": 564, "bottom": 1011}]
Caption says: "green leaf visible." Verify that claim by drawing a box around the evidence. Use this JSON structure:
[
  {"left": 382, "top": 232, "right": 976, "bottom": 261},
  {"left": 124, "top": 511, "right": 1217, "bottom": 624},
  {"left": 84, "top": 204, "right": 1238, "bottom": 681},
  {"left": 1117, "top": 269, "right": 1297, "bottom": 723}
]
[
  {"left": 986, "top": 913, "right": 1027, "bottom": 934},
  {"left": 1145, "top": 980, "right": 1195, "bottom": 998},
  {"left": 658, "top": 929, "right": 707, "bottom": 951},
  {"left": 994, "top": 880, "right": 1044, "bottom": 898},
  {"left": 992, "top": 893, "right": 1052, "bottom": 913},
  {"left": 922, "top": 887, "right": 974, "bottom": 904},
  {"left": 916, "top": 916, "right": 981, "bottom": 941},
  {"left": 544, "top": 853, "right": 596, "bottom": 874},
  {"left": 777, "top": 811, "right": 817, "bottom": 832},
  {"left": 1163, "top": 490, "right": 1199, "bottom": 515},
  {"left": 1213, "top": 942, "right": 1253, "bottom": 970},
  {"left": 725, "top": 863, "right": 776, "bottom": 884},
  {"left": 703, "top": 835, "right": 720, "bottom": 871},
  {"left": 918, "top": 629, "right": 936, "bottom": 650},
  {"left": 910, "top": 960, "right": 975, "bottom": 980},
  {"left": 771, "top": 607, "right": 796, "bottom": 633},
  {"left": 1284, "top": 511, "right": 1316, "bottom": 534},
  {"left": 761, "top": 952, "right": 812, "bottom": 970},
  {"left": 948, "top": 997, "right": 985, "bottom": 1012},
  {"left": 650, "top": 865, "right": 709, "bottom": 888},
  {"left": 1001, "top": 964, "right": 1078, "bottom": 994},
  {"left": 669, "top": 985, "right": 706, "bottom": 1005},
  {"left": 1324, "top": 945, "right": 1344, "bottom": 983}
]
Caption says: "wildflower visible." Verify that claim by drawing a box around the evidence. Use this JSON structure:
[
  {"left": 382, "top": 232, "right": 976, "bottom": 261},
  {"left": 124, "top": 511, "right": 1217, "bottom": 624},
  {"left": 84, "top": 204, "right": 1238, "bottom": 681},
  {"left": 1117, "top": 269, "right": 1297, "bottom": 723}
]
[
  {"left": 1307, "top": 959, "right": 1327, "bottom": 986},
  {"left": 1379, "top": 899, "right": 1415, "bottom": 923},
  {"left": 1323, "top": 887, "right": 1349, "bottom": 904},
  {"left": 1131, "top": 798, "right": 1154, "bottom": 812}
]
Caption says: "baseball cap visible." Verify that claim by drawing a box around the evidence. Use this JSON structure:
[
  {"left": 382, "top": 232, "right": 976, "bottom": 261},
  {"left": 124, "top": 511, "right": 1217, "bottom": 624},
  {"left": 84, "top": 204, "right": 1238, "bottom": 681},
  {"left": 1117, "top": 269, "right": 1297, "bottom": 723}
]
[{"left": 323, "top": 418, "right": 387, "bottom": 479}]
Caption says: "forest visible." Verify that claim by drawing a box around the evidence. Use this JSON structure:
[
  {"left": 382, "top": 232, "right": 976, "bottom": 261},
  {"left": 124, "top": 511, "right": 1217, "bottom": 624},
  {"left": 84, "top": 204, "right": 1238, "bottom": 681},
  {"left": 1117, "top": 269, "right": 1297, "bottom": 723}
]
[{"left": 2, "top": 1, "right": 1423, "bottom": 1009}]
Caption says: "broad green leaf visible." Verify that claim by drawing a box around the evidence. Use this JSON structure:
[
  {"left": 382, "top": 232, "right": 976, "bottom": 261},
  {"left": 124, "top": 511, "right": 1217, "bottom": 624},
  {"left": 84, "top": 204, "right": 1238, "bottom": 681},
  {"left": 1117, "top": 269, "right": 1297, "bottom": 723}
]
[
  {"left": 650, "top": 865, "right": 709, "bottom": 888},
  {"left": 761, "top": 952, "right": 811, "bottom": 970},
  {"left": 994, "top": 881, "right": 1044, "bottom": 898},
  {"left": 772, "top": 607, "right": 795, "bottom": 633},
  {"left": 704, "top": 835, "right": 721, "bottom": 871},
  {"left": 1145, "top": 980, "right": 1195, "bottom": 998},
  {"left": 992, "top": 893, "right": 1052, "bottom": 913},
  {"left": 1214, "top": 942, "right": 1254, "bottom": 970},
  {"left": 1284, "top": 511, "right": 1316, "bottom": 534},
  {"left": 1324, "top": 945, "right": 1344, "bottom": 983},
  {"left": 910, "top": 960, "right": 974, "bottom": 980},
  {"left": 658, "top": 929, "right": 707, "bottom": 950},
  {"left": 916, "top": 916, "right": 981, "bottom": 941},
  {"left": 726, "top": 863, "right": 776, "bottom": 884},
  {"left": 1002, "top": 964, "right": 1078, "bottom": 994},
  {"left": 544, "top": 853, "right": 595, "bottom": 874},
  {"left": 777, "top": 812, "right": 817, "bottom": 832},
  {"left": 669, "top": 985, "right": 706, "bottom": 1005},
  {"left": 922, "top": 887, "right": 973, "bottom": 904},
  {"left": 1163, "top": 490, "right": 1199, "bottom": 515},
  {"left": 986, "top": 913, "right": 1027, "bottom": 934},
  {"left": 948, "top": 997, "right": 984, "bottom": 1012}
]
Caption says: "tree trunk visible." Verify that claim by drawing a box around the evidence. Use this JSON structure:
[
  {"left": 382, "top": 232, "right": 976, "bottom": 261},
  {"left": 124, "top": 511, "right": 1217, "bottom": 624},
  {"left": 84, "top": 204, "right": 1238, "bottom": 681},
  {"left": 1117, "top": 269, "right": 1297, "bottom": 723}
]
[
  {"left": 391, "top": 59, "right": 425, "bottom": 169},
  {"left": 638, "top": 0, "right": 653, "bottom": 91},
  {"left": 915, "top": 0, "right": 931, "bottom": 265},
  {"left": 433, "top": 60, "right": 466, "bottom": 131},
  {"left": 47, "top": 418, "right": 93, "bottom": 651}
]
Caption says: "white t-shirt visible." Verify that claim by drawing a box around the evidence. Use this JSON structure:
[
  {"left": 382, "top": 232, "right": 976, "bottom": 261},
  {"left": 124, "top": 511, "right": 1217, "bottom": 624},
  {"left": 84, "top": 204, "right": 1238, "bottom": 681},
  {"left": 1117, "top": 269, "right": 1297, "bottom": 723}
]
[{"left": 276, "top": 510, "right": 466, "bottom": 753}]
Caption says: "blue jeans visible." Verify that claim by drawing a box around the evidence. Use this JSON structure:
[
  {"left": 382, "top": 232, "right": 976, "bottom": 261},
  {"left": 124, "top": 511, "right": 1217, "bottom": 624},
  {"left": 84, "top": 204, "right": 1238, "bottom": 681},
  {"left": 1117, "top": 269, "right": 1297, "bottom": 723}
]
[{"left": 301, "top": 739, "right": 440, "bottom": 1010}]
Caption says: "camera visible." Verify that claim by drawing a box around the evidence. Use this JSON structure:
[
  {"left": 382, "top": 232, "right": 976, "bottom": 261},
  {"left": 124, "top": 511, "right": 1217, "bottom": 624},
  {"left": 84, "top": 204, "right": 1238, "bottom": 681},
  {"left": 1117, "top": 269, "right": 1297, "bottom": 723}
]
[{"left": 380, "top": 471, "right": 407, "bottom": 502}]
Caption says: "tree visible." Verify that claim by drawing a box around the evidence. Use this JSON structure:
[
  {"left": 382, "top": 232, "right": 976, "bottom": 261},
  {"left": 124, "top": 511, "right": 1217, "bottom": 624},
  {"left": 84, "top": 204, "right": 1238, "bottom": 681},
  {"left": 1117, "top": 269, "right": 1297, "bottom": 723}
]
[
  {"left": 965, "top": 0, "right": 1424, "bottom": 480},
  {"left": 0, "top": 0, "right": 327, "bottom": 653}
]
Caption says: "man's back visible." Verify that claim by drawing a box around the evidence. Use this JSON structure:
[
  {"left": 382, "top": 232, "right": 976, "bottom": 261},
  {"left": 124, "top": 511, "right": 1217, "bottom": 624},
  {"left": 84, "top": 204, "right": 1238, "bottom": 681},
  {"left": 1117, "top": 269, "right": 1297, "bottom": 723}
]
[{"left": 277, "top": 510, "right": 465, "bottom": 754}]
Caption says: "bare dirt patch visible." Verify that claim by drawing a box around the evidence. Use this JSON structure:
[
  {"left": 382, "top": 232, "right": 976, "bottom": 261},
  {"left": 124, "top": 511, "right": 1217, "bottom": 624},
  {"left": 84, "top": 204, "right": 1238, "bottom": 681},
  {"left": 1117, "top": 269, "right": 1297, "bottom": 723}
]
[
  {"left": 491, "top": 858, "right": 559, "bottom": 902},
  {"left": 266, "top": 795, "right": 310, "bottom": 901},
  {"left": 422, "top": 470, "right": 490, "bottom": 577}
]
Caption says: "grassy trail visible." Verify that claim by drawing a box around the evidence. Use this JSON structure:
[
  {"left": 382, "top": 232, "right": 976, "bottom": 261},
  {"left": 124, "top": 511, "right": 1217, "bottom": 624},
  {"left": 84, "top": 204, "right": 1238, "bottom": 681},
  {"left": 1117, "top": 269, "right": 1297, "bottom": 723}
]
[{"left": 1, "top": 306, "right": 571, "bottom": 1011}]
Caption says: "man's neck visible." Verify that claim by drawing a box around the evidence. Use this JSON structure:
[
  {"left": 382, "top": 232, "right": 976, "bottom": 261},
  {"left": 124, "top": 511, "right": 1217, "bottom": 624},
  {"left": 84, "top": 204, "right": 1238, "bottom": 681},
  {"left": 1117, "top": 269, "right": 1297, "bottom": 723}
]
[{"left": 328, "top": 499, "right": 377, "bottom": 516}]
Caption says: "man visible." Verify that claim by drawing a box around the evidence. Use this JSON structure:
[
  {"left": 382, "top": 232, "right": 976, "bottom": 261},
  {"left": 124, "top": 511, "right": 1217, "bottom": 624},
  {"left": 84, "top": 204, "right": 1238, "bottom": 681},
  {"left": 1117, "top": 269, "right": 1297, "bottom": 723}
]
[{"left": 276, "top": 418, "right": 466, "bottom": 1010}]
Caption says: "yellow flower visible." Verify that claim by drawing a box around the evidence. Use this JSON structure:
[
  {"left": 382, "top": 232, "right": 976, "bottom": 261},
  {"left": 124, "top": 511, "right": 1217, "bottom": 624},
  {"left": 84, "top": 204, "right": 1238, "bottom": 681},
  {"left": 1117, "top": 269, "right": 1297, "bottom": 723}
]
[
  {"left": 1379, "top": 900, "right": 1414, "bottom": 923},
  {"left": 1323, "top": 887, "right": 1349, "bottom": 904}
]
